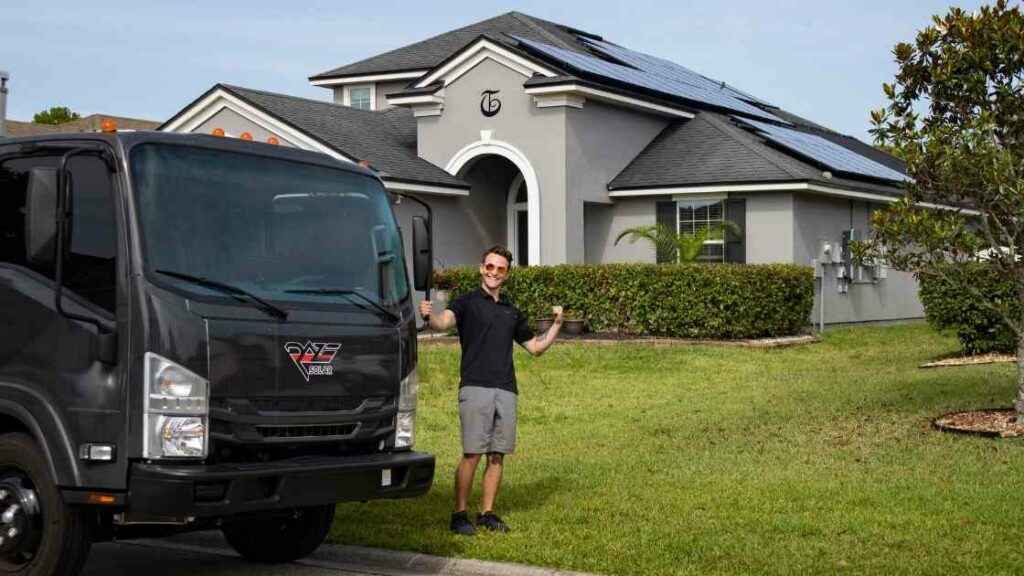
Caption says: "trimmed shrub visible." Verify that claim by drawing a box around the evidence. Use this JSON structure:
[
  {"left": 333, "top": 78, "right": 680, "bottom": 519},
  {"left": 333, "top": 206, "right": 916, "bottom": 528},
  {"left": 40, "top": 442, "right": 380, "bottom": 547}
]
[
  {"left": 918, "top": 264, "right": 1019, "bottom": 354},
  {"left": 434, "top": 263, "right": 813, "bottom": 339}
]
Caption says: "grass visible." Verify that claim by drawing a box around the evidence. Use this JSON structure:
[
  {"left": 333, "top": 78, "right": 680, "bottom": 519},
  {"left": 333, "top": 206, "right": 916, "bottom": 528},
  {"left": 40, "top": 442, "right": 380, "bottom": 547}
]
[{"left": 327, "top": 322, "right": 1024, "bottom": 575}]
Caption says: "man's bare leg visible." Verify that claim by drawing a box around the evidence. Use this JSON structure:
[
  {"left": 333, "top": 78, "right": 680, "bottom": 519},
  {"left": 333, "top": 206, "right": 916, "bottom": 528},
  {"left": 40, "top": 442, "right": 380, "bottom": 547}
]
[
  {"left": 454, "top": 454, "right": 482, "bottom": 512},
  {"left": 481, "top": 453, "right": 504, "bottom": 513}
]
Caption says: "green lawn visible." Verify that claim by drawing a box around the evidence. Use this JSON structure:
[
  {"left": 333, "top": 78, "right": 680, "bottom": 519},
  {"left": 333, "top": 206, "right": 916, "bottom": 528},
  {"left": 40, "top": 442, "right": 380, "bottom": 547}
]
[{"left": 328, "top": 323, "right": 1024, "bottom": 575}]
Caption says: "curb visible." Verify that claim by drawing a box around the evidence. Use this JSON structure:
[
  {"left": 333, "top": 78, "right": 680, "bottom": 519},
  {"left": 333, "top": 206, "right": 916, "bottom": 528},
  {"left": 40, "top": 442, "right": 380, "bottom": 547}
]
[{"left": 130, "top": 531, "right": 600, "bottom": 576}]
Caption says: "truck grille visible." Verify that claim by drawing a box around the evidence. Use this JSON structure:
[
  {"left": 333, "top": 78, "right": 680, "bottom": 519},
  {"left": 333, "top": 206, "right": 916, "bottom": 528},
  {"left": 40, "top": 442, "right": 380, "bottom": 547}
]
[
  {"left": 255, "top": 423, "right": 358, "bottom": 439},
  {"left": 212, "top": 396, "right": 391, "bottom": 414}
]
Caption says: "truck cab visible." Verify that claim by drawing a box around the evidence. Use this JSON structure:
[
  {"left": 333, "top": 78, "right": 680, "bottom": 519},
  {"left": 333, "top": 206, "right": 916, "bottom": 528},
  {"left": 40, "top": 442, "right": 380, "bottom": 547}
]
[{"left": 0, "top": 131, "right": 435, "bottom": 574}]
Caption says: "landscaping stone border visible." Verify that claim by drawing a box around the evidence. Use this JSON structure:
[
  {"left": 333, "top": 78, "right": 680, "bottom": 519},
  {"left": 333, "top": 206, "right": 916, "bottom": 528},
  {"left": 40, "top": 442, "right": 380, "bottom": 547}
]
[
  {"left": 419, "top": 331, "right": 818, "bottom": 349},
  {"left": 920, "top": 353, "right": 1016, "bottom": 369}
]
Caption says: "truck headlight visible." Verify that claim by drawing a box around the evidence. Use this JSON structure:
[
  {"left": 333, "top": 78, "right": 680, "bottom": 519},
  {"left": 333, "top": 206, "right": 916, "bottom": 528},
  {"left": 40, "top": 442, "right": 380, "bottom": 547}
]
[
  {"left": 144, "top": 353, "right": 209, "bottom": 459},
  {"left": 395, "top": 367, "right": 417, "bottom": 449}
]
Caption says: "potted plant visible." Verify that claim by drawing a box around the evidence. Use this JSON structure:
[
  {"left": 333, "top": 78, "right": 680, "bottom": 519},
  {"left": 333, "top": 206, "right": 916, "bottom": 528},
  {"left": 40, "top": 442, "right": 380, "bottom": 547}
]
[{"left": 562, "top": 308, "right": 587, "bottom": 335}]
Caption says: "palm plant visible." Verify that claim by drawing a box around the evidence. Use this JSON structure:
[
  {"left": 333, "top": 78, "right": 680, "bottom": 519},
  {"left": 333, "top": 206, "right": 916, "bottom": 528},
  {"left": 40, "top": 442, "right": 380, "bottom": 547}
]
[{"left": 614, "top": 221, "right": 741, "bottom": 263}]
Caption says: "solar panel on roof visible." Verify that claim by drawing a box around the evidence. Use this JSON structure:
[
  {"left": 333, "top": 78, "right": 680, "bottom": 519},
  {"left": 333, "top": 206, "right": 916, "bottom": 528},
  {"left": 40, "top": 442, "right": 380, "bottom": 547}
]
[
  {"left": 737, "top": 118, "right": 911, "bottom": 183},
  {"left": 511, "top": 36, "right": 781, "bottom": 122},
  {"left": 580, "top": 38, "right": 775, "bottom": 107}
]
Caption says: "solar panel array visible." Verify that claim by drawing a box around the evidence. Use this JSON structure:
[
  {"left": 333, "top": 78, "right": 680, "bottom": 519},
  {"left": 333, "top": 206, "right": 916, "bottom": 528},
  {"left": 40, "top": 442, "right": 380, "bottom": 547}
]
[
  {"left": 738, "top": 118, "right": 911, "bottom": 183},
  {"left": 580, "top": 38, "right": 774, "bottom": 108},
  {"left": 511, "top": 36, "right": 781, "bottom": 122}
]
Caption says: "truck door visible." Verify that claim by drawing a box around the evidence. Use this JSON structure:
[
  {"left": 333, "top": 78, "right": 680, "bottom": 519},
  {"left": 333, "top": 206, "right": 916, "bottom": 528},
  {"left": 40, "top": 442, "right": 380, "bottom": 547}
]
[{"left": 0, "top": 143, "right": 124, "bottom": 488}]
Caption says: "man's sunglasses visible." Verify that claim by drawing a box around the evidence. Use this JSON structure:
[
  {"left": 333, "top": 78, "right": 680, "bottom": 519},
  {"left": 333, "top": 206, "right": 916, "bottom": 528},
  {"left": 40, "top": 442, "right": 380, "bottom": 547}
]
[{"left": 484, "top": 263, "right": 509, "bottom": 275}]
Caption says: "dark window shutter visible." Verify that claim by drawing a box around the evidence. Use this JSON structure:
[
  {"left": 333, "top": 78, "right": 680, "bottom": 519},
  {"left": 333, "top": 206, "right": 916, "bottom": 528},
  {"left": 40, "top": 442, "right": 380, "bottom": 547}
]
[
  {"left": 725, "top": 198, "right": 746, "bottom": 264},
  {"left": 655, "top": 200, "right": 676, "bottom": 263}
]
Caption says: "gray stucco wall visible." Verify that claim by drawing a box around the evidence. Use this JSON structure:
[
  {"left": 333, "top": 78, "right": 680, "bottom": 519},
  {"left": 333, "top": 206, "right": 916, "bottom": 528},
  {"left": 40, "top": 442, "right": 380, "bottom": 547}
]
[
  {"left": 793, "top": 192, "right": 923, "bottom": 324},
  {"left": 590, "top": 197, "right": 658, "bottom": 263},
  {"left": 565, "top": 102, "right": 667, "bottom": 262},
  {"left": 376, "top": 81, "right": 410, "bottom": 110},
  {"left": 193, "top": 107, "right": 297, "bottom": 146},
  {"left": 416, "top": 58, "right": 569, "bottom": 265},
  {"left": 736, "top": 192, "right": 794, "bottom": 264}
]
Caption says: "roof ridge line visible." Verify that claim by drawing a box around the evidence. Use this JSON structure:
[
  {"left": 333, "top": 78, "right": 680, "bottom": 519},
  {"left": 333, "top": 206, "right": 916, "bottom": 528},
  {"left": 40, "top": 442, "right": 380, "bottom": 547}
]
[
  {"left": 703, "top": 114, "right": 809, "bottom": 181},
  {"left": 508, "top": 12, "right": 578, "bottom": 51}
]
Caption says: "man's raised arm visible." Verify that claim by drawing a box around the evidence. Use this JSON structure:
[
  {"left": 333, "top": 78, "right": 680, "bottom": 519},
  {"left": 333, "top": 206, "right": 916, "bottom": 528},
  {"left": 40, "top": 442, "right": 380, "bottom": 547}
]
[
  {"left": 523, "top": 306, "right": 563, "bottom": 357},
  {"left": 419, "top": 300, "right": 456, "bottom": 331}
]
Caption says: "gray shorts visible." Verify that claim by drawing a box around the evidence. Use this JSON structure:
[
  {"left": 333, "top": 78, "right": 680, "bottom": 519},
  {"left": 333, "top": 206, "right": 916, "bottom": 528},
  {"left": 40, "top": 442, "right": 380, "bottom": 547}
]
[{"left": 458, "top": 386, "right": 518, "bottom": 455}]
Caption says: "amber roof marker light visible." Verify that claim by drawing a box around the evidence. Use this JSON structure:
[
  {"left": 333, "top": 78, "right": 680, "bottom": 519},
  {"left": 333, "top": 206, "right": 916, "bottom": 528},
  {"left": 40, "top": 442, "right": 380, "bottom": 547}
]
[
  {"left": 240, "top": 132, "right": 253, "bottom": 141},
  {"left": 100, "top": 118, "right": 117, "bottom": 133},
  {"left": 211, "top": 128, "right": 225, "bottom": 137},
  {"left": 267, "top": 136, "right": 280, "bottom": 145}
]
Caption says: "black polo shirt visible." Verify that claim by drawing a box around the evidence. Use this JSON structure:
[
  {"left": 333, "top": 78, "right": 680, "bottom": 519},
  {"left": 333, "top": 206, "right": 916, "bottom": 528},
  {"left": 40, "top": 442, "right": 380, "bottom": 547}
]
[{"left": 448, "top": 288, "right": 535, "bottom": 394}]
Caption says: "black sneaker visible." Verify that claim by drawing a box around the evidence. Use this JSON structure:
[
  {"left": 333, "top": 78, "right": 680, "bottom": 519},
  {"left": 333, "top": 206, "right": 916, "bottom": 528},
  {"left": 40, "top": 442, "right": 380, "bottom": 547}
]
[
  {"left": 475, "top": 511, "right": 510, "bottom": 533},
  {"left": 450, "top": 511, "right": 476, "bottom": 536}
]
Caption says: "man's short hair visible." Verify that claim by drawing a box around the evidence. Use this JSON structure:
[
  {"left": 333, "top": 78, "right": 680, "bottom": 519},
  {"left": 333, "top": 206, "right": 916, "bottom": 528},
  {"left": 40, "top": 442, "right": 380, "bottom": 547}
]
[{"left": 481, "top": 245, "right": 513, "bottom": 266}]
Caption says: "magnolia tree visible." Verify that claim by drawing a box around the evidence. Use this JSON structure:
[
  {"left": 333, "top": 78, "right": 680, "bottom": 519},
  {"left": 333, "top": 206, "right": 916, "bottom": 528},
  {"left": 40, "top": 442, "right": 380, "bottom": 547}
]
[{"left": 863, "top": 1, "right": 1024, "bottom": 416}]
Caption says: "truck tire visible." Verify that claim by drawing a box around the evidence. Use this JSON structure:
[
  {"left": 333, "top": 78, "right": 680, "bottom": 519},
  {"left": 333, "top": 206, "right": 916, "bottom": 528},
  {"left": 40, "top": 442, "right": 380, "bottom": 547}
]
[
  {"left": 0, "top": 433, "right": 92, "bottom": 576},
  {"left": 222, "top": 504, "right": 335, "bottom": 563}
]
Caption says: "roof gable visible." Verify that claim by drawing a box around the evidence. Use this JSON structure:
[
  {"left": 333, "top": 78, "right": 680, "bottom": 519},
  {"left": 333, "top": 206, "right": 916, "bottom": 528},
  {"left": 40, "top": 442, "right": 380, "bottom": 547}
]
[{"left": 161, "top": 84, "right": 467, "bottom": 190}]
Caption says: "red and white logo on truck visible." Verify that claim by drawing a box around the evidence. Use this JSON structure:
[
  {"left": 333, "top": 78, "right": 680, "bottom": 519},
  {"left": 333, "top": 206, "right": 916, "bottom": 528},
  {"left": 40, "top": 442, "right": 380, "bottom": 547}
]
[{"left": 284, "top": 341, "right": 341, "bottom": 382}]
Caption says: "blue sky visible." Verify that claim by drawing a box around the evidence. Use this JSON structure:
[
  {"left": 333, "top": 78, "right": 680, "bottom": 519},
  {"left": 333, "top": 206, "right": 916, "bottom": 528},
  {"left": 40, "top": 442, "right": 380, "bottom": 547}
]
[{"left": 1, "top": 1, "right": 985, "bottom": 141}]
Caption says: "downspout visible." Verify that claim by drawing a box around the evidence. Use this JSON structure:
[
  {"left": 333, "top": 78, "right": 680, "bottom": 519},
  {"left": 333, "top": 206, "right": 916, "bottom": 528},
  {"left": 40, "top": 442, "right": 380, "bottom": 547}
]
[{"left": 0, "top": 71, "right": 8, "bottom": 138}]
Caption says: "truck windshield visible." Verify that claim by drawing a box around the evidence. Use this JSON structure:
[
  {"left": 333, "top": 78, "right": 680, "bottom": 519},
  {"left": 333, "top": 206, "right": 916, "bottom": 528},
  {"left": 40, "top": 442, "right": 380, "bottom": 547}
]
[{"left": 130, "top": 143, "right": 408, "bottom": 309}]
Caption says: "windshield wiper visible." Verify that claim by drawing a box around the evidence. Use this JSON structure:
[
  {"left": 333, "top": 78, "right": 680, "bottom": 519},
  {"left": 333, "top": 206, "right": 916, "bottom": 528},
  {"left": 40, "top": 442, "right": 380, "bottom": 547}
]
[
  {"left": 155, "top": 269, "right": 288, "bottom": 321},
  {"left": 283, "top": 288, "right": 399, "bottom": 322}
]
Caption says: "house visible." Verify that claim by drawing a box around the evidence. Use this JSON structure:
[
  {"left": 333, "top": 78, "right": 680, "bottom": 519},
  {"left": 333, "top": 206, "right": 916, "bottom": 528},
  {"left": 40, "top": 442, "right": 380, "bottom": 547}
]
[
  {"left": 4, "top": 114, "right": 160, "bottom": 137},
  {"left": 161, "top": 11, "right": 923, "bottom": 324}
]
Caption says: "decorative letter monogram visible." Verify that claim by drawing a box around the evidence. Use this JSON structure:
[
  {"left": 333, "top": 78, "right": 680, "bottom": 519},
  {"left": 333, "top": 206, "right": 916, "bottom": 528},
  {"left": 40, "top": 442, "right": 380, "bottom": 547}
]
[{"left": 480, "top": 90, "right": 501, "bottom": 117}]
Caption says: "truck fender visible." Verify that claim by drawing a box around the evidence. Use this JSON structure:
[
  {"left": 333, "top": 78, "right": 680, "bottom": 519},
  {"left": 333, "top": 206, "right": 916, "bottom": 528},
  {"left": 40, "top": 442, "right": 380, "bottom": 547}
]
[{"left": 0, "top": 382, "right": 80, "bottom": 486}]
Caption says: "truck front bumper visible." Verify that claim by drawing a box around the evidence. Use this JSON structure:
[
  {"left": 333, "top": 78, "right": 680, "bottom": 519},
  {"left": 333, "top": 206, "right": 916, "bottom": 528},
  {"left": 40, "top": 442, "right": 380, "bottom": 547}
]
[{"left": 127, "top": 451, "right": 434, "bottom": 517}]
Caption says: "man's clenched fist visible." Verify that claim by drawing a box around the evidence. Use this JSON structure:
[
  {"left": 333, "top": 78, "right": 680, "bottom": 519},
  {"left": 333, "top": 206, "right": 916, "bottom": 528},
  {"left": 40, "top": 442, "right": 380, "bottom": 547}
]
[
  {"left": 552, "top": 305, "right": 564, "bottom": 323},
  {"left": 419, "top": 299, "right": 432, "bottom": 318}
]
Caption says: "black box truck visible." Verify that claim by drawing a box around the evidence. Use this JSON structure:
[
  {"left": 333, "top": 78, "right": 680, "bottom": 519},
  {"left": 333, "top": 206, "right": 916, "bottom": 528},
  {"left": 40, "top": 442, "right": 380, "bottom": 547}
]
[{"left": 0, "top": 130, "right": 436, "bottom": 575}]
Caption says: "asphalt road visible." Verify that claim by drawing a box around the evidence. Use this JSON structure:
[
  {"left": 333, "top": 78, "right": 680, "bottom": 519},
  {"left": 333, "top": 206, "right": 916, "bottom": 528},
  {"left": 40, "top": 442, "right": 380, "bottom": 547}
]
[{"left": 83, "top": 536, "right": 413, "bottom": 576}]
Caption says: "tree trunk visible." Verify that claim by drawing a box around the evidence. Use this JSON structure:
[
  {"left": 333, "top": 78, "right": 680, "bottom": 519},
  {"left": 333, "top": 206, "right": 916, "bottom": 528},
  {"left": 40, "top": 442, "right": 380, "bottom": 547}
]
[{"left": 1017, "top": 333, "right": 1024, "bottom": 422}]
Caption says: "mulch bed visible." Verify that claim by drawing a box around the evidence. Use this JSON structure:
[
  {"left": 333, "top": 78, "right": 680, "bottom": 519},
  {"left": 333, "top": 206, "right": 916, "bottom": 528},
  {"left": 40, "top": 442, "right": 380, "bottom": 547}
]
[
  {"left": 920, "top": 353, "right": 1016, "bottom": 369},
  {"left": 418, "top": 331, "right": 818, "bottom": 349},
  {"left": 933, "top": 408, "right": 1024, "bottom": 438}
]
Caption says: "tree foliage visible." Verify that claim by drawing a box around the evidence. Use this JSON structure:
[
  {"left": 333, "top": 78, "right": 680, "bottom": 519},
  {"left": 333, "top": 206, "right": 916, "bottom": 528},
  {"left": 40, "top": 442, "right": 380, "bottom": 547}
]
[
  {"left": 614, "top": 221, "right": 740, "bottom": 263},
  {"left": 33, "top": 106, "right": 81, "bottom": 125},
  {"left": 862, "top": 1, "right": 1024, "bottom": 414}
]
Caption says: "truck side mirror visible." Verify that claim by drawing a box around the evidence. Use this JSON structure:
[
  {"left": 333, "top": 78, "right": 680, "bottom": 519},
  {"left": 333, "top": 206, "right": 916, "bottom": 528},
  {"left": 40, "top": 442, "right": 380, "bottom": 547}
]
[
  {"left": 412, "top": 216, "right": 432, "bottom": 292},
  {"left": 24, "top": 167, "right": 59, "bottom": 269}
]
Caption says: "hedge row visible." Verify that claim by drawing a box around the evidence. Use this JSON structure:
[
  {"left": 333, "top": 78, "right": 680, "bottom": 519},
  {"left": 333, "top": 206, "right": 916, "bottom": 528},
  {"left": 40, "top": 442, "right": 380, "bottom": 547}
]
[
  {"left": 918, "top": 264, "right": 1019, "bottom": 354},
  {"left": 434, "top": 263, "right": 814, "bottom": 339}
]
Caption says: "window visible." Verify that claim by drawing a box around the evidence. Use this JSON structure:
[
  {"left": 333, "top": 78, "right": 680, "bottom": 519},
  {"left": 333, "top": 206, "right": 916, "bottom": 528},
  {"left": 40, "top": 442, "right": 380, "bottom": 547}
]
[
  {"left": 0, "top": 152, "right": 117, "bottom": 313},
  {"left": 677, "top": 198, "right": 725, "bottom": 262},
  {"left": 347, "top": 85, "right": 373, "bottom": 110}
]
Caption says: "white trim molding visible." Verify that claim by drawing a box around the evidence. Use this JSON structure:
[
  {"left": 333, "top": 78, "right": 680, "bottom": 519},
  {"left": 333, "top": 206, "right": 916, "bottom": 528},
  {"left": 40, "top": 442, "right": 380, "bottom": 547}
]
[
  {"left": 524, "top": 84, "right": 695, "bottom": 119},
  {"left": 161, "top": 88, "right": 354, "bottom": 163},
  {"left": 310, "top": 70, "right": 426, "bottom": 87},
  {"left": 382, "top": 179, "right": 469, "bottom": 197},
  {"left": 506, "top": 173, "right": 528, "bottom": 263},
  {"left": 445, "top": 139, "right": 542, "bottom": 265},
  {"left": 415, "top": 38, "right": 557, "bottom": 89},
  {"left": 610, "top": 181, "right": 980, "bottom": 214}
]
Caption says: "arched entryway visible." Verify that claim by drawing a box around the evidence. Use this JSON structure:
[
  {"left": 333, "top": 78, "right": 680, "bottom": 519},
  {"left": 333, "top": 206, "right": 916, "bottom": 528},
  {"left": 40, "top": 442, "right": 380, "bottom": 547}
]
[{"left": 446, "top": 139, "right": 540, "bottom": 266}]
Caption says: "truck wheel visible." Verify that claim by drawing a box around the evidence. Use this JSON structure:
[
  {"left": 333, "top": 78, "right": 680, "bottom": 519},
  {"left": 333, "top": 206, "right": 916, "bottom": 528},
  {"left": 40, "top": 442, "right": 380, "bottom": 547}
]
[
  {"left": 0, "top": 433, "right": 92, "bottom": 576},
  {"left": 222, "top": 504, "right": 335, "bottom": 563}
]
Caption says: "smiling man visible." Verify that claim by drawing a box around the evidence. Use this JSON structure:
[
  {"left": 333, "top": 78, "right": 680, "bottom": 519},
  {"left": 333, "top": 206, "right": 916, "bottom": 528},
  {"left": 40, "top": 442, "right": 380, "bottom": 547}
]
[{"left": 419, "top": 245, "right": 563, "bottom": 535}]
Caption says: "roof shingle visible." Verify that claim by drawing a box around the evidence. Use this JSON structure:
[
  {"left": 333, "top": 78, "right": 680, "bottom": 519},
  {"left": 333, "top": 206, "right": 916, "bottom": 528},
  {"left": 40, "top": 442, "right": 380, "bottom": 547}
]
[
  {"left": 220, "top": 85, "right": 467, "bottom": 188},
  {"left": 310, "top": 11, "right": 595, "bottom": 81}
]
